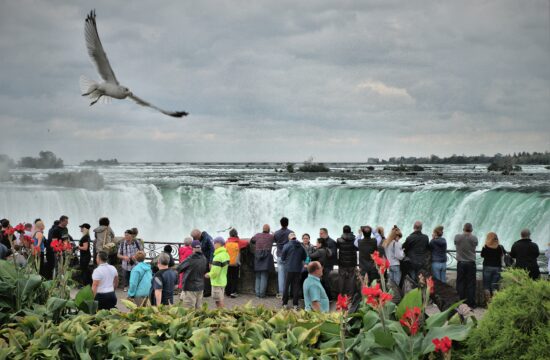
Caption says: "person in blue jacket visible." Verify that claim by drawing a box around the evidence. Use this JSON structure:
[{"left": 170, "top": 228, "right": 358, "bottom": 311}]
[
  {"left": 128, "top": 251, "right": 152, "bottom": 306},
  {"left": 281, "top": 232, "right": 307, "bottom": 310}
]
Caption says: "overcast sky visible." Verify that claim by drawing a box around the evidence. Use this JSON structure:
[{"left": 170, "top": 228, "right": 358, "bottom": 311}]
[{"left": 0, "top": 0, "right": 549, "bottom": 163}]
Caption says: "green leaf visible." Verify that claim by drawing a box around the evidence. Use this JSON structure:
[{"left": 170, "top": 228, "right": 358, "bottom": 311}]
[
  {"left": 396, "top": 289, "right": 422, "bottom": 320},
  {"left": 362, "top": 311, "right": 379, "bottom": 330},
  {"left": 0, "top": 260, "right": 17, "bottom": 281},
  {"left": 421, "top": 322, "right": 474, "bottom": 354},
  {"left": 259, "top": 339, "right": 278, "bottom": 357},
  {"left": 372, "top": 327, "right": 396, "bottom": 349},
  {"left": 425, "top": 300, "right": 463, "bottom": 329},
  {"left": 17, "top": 275, "right": 42, "bottom": 304},
  {"left": 108, "top": 334, "right": 134, "bottom": 353},
  {"left": 46, "top": 297, "right": 68, "bottom": 313},
  {"left": 74, "top": 286, "right": 94, "bottom": 307}
]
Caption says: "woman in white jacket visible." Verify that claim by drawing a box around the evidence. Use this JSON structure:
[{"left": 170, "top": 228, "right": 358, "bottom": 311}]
[{"left": 382, "top": 226, "right": 404, "bottom": 285}]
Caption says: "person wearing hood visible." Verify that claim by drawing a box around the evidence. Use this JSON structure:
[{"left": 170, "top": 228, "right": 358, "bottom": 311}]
[
  {"left": 337, "top": 225, "right": 357, "bottom": 297},
  {"left": 357, "top": 226, "right": 381, "bottom": 282},
  {"left": 178, "top": 240, "right": 208, "bottom": 309},
  {"left": 178, "top": 237, "right": 193, "bottom": 290},
  {"left": 281, "top": 232, "right": 307, "bottom": 310},
  {"left": 206, "top": 237, "right": 230, "bottom": 308},
  {"left": 225, "top": 228, "right": 249, "bottom": 298},
  {"left": 93, "top": 217, "right": 116, "bottom": 265},
  {"left": 191, "top": 228, "right": 215, "bottom": 297},
  {"left": 128, "top": 251, "right": 152, "bottom": 306},
  {"left": 510, "top": 229, "right": 540, "bottom": 280}
]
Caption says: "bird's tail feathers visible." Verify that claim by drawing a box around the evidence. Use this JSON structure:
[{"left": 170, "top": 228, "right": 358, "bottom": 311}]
[{"left": 79, "top": 75, "right": 98, "bottom": 96}]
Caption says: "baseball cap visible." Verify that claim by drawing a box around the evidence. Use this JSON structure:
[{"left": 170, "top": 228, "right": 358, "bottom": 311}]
[
  {"left": 213, "top": 236, "right": 225, "bottom": 246},
  {"left": 191, "top": 240, "right": 202, "bottom": 249},
  {"left": 79, "top": 223, "right": 91, "bottom": 230}
]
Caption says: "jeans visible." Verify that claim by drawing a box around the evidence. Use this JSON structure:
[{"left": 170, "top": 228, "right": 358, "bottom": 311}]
[
  {"left": 338, "top": 267, "right": 356, "bottom": 297},
  {"left": 124, "top": 270, "right": 131, "bottom": 288},
  {"left": 389, "top": 265, "right": 401, "bottom": 285},
  {"left": 255, "top": 271, "right": 269, "bottom": 297},
  {"left": 457, "top": 261, "right": 476, "bottom": 307},
  {"left": 323, "top": 266, "right": 334, "bottom": 300},
  {"left": 225, "top": 266, "right": 239, "bottom": 295},
  {"left": 483, "top": 266, "right": 501, "bottom": 294},
  {"left": 277, "top": 257, "right": 286, "bottom": 294},
  {"left": 432, "top": 262, "right": 447, "bottom": 283},
  {"left": 282, "top": 271, "right": 301, "bottom": 306}
]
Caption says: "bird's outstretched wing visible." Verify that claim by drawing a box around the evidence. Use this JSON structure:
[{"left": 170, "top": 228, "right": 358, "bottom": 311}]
[
  {"left": 129, "top": 94, "right": 188, "bottom": 118},
  {"left": 85, "top": 10, "right": 119, "bottom": 84}
]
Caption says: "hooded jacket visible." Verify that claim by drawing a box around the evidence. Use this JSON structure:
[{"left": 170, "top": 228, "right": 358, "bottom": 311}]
[
  {"left": 177, "top": 251, "right": 208, "bottom": 291},
  {"left": 208, "top": 246, "right": 230, "bottom": 287},
  {"left": 337, "top": 233, "right": 357, "bottom": 268},
  {"left": 200, "top": 231, "right": 215, "bottom": 263},
  {"left": 281, "top": 239, "right": 307, "bottom": 273},
  {"left": 93, "top": 225, "right": 115, "bottom": 252},
  {"left": 128, "top": 261, "right": 152, "bottom": 298},
  {"left": 510, "top": 238, "right": 540, "bottom": 279}
]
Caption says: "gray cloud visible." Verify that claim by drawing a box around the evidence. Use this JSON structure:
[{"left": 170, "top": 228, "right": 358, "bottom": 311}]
[{"left": 0, "top": 0, "right": 548, "bottom": 163}]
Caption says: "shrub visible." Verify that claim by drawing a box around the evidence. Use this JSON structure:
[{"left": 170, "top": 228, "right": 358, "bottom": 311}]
[
  {"left": 459, "top": 269, "right": 550, "bottom": 360},
  {"left": 44, "top": 170, "right": 105, "bottom": 190}
]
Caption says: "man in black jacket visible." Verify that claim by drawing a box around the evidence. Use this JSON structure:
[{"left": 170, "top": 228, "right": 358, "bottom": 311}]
[
  {"left": 281, "top": 232, "right": 307, "bottom": 309},
  {"left": 319, "top": 228, "right": 337, "bottom": 299},
  {"left": 511, "top": 229, "right": 540, "bottom": 280},
  {"left": 337, "top": 225, "right": 357, "bottom": 296},
  {"left": 402, "top": 221, "right": 430, "bottom": 281},
  {"left": 177, "top": 240, "right": 208, "bottom": 309},
  {"left": 357, "top": 226, "right": 380, "bottom": 283}
]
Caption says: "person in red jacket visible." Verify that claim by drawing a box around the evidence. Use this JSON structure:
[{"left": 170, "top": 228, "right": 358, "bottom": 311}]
[
  {"left": 178, "top": 237, "right": 193, "bottom": 289},
  {"left": 225, "top": 228, "right": 249, "bottom": 298}
]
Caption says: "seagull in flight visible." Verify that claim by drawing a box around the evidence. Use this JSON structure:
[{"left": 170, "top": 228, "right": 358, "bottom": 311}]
[{"left": 80, "top": 10, "right": 188, "bottom": 117}]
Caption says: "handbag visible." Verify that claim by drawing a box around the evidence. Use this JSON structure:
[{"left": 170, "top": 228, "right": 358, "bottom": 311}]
[{"left": 500, "top": 246, "right": 513, "bottom": 268}]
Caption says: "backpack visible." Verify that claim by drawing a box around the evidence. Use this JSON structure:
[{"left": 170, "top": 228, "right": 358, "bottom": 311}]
[{"left": 226, "top": 241, "right": 241, "bottom": 266}]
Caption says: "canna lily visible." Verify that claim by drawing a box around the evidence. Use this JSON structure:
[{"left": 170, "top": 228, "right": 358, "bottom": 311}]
[
  {"left": 399, "top": 306, "right": 421, "bottom": 335},
  {"left": 13, "top": 223, "right": 26, "bottom": 233},
  {"left": 432, "top": 336, "right": 452, "bottom": 353},
  {"left": 63, "top": 241, "right": 73, "bottom": 252},
  {"left": 361, "top": 283, "right": 393, "bottom": 309},
  {"left": 33, "top": 245, "right": 41, "bottom": 256},
  {"left": 371, "top": 251, "right": 390, "bottom": 274},
  {"left": 5, "top": 227, "right": 15, "bottom": 235},
  {"left": 336, "top": 294, "right": 349, "bottom": 312},
  {"left": 426, "top": 276, "right": 435, "bottom": 295},
  {"left": 50, "top": 239, "right": 64, "bottom": 253}
]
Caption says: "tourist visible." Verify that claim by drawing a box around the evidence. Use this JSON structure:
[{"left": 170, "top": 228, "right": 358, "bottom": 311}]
[
  {"left": 0, "top": 219, "right": 11, "bottom": 249},
  {"left": 374, "top": 226, "right": 385, "bottom": 246},
  {"left": 92, "top": 251, "right": 118, "bottom": 310},
  {"left": 357, "top": 226, "right": 383, "bottom": 283},
  {"left": 128, "top": 251, "right": 152, "bottom": 306},
  {"left": 510, "top": 229, "right": 540, "bottom": 280},
  {"left": 177, "top": 240, "right": 208, "bottom": 309},
  {"left": 206, "top": 237, "right": 230, "bottom": 308},
  {"left": 162, "top": 245, "right": 175, "bottom": 268},
  {"left": 93, "top": 217, "right": 116, "bottom": 265},
  {"left": 303, "top": 261, "right": 329, "bottom": 312},
  {"left": 191, "top": 228, "right": 214, "bottom": 297},
  {"left": 402, "top": 221, "right": 430, "bottom": 280},
  {"left": 430, "top": 225, "right": 447, "bottom": 283},
  {"left": 309, "top": 238, "right": 332, "bottom": 298},
  {"left": 0, "top": 241, "right": 9, "bottom": 260},
  {"left": 32, "top": 220, "right": 46, "bottom": 277},
  {"left": 131, "top": 227, "right": 143, "bottom": 248},
  {"left": 178, "top": 237, "right": 193, "bottom": 290},
  {"left": 300, "top": 233, "right": 314, "bottom": 287},
  {"left": 281, "top": 232, "right": 307, "bottom": 310},
  {"left": 274, "top": 217, "right": 293, "bottom": 298},
  {"left": 225, "top": 228, "right": 248, "bottom": 298},
  {"left": 480, "top": 232, "right": 506, "bottom": 302},
  {"left": 250, "top": 224, "right": 275, "bottom": 298},
  {"left": 382, "top": 225, "right": 404, "bottom": 285},
  {"left": 117, "top": 229, "right": 142, "bottom": 292},
  {"left": 152, "top": 253, "right": 178, "bottom": 305},
  {"left": 44, "top": 220, "right": 59, "bottom": 280},
  {"left": 454, "top": 223, "right": 478, "bottom": 308},
  {"left": 337, "top": 225, "right": 357, "bottom": 297},
  {"left": 78, "top": 223, "right": 92, "bottom": 286},
  {"left": 50, "top": 216, "right": 70, "bottom": 275},
  {"left": 319, "top": 227, "right": 337, "bottom": 299}
]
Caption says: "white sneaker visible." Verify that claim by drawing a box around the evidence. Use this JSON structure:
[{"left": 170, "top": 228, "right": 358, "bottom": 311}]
[{"left": 123, "top": 287, "right": 128, "bottom": 292}]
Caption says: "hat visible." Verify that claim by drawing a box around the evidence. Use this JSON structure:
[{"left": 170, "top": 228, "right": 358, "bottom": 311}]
[
  {"left": 213, "top": 236, "right": 225, "bottom": 246},
  {"left": 191, "top": 240, "right": 202, "bottom": 249},
  {"left": 79, "top": 223, "right": 91, "bottom": 230}
]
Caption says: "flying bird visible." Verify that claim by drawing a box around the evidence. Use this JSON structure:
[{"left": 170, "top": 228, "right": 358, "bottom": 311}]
[{"left": 80, "top": 10, "right": 188, "bottom": 117}]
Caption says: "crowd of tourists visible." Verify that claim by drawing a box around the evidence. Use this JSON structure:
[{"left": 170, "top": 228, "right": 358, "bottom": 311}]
[{"left": 0, "top": 215, "right": 547, "bottom": 312}]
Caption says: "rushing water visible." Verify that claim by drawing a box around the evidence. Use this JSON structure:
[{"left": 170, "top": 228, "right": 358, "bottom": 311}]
[{"left": 1, "top": 163, "right": 549, "bottom": 250}]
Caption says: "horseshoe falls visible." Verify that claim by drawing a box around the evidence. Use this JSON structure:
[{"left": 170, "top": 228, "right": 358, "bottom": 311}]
[{"left": 1, "top": 163, "right": 549, "bottom": 250}]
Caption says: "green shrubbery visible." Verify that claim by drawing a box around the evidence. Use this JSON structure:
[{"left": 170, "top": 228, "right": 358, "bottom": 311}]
[{"left": 459, "top": 269, "right": 550, "bottom": 360}]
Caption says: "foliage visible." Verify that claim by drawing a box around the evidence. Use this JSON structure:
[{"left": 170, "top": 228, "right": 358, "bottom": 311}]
[
  {"left": 459, "top": 269, "right": 550, "bottom": 360},
  {"left": 299, "top": 158, "right": 330, "bottom": 172},
  {"left": 80, "top": 158, "right": 119, "bottom": 166},
  {"left": 0, "top": 303, "right": 343, "bottom": 359},
  {"left": 17, "top": 151, "right": 63, "bottom": 169},
  {"left": 44, "top": 170, "right": 105, "bottom": 190},
  {"left": 286, "top": 163, "right": 295, "bottom": 173}
]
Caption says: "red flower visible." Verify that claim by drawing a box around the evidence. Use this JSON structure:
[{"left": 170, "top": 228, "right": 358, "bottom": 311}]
[
  {"left": 33, "top": 245, "right": 41, "bottom": 256},
  {"left": 50, "top": 239, "right": 64, "bottom": 253},
  {"left": 5, "top": 227, "right": 15, "bottom": 235},
  {"left": 336, "top": 294, "right": 349, "bottom": 311},
  {"left": 426, "top": 276, "right": 435, "bottom": 295},
  {"left": 432, "top": 336, "right": 452, "bottom": 353},
  {"left": 399, "top": 306, "right": 421, "bottom": 335},
  {"left": 13, "top": 223, "right": 26, "bottom": 233},
  {"left": 62, "top": 241, "right": 73, "bottom": 252},
  {"left": 371, "top": 251, "right": 390, "bottom": 274},
  {"left": 361, "top": 283, "right": 393, "bottom": 309}
]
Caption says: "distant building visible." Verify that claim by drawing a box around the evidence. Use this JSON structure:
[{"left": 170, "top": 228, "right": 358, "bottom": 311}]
[{"left": 367, "top": 158, "right": 379, "bottom": 164}]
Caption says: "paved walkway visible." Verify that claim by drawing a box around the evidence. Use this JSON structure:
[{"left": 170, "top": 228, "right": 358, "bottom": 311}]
[{"left": 79, "top": 289, "right": 486, "bottom": 319}]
